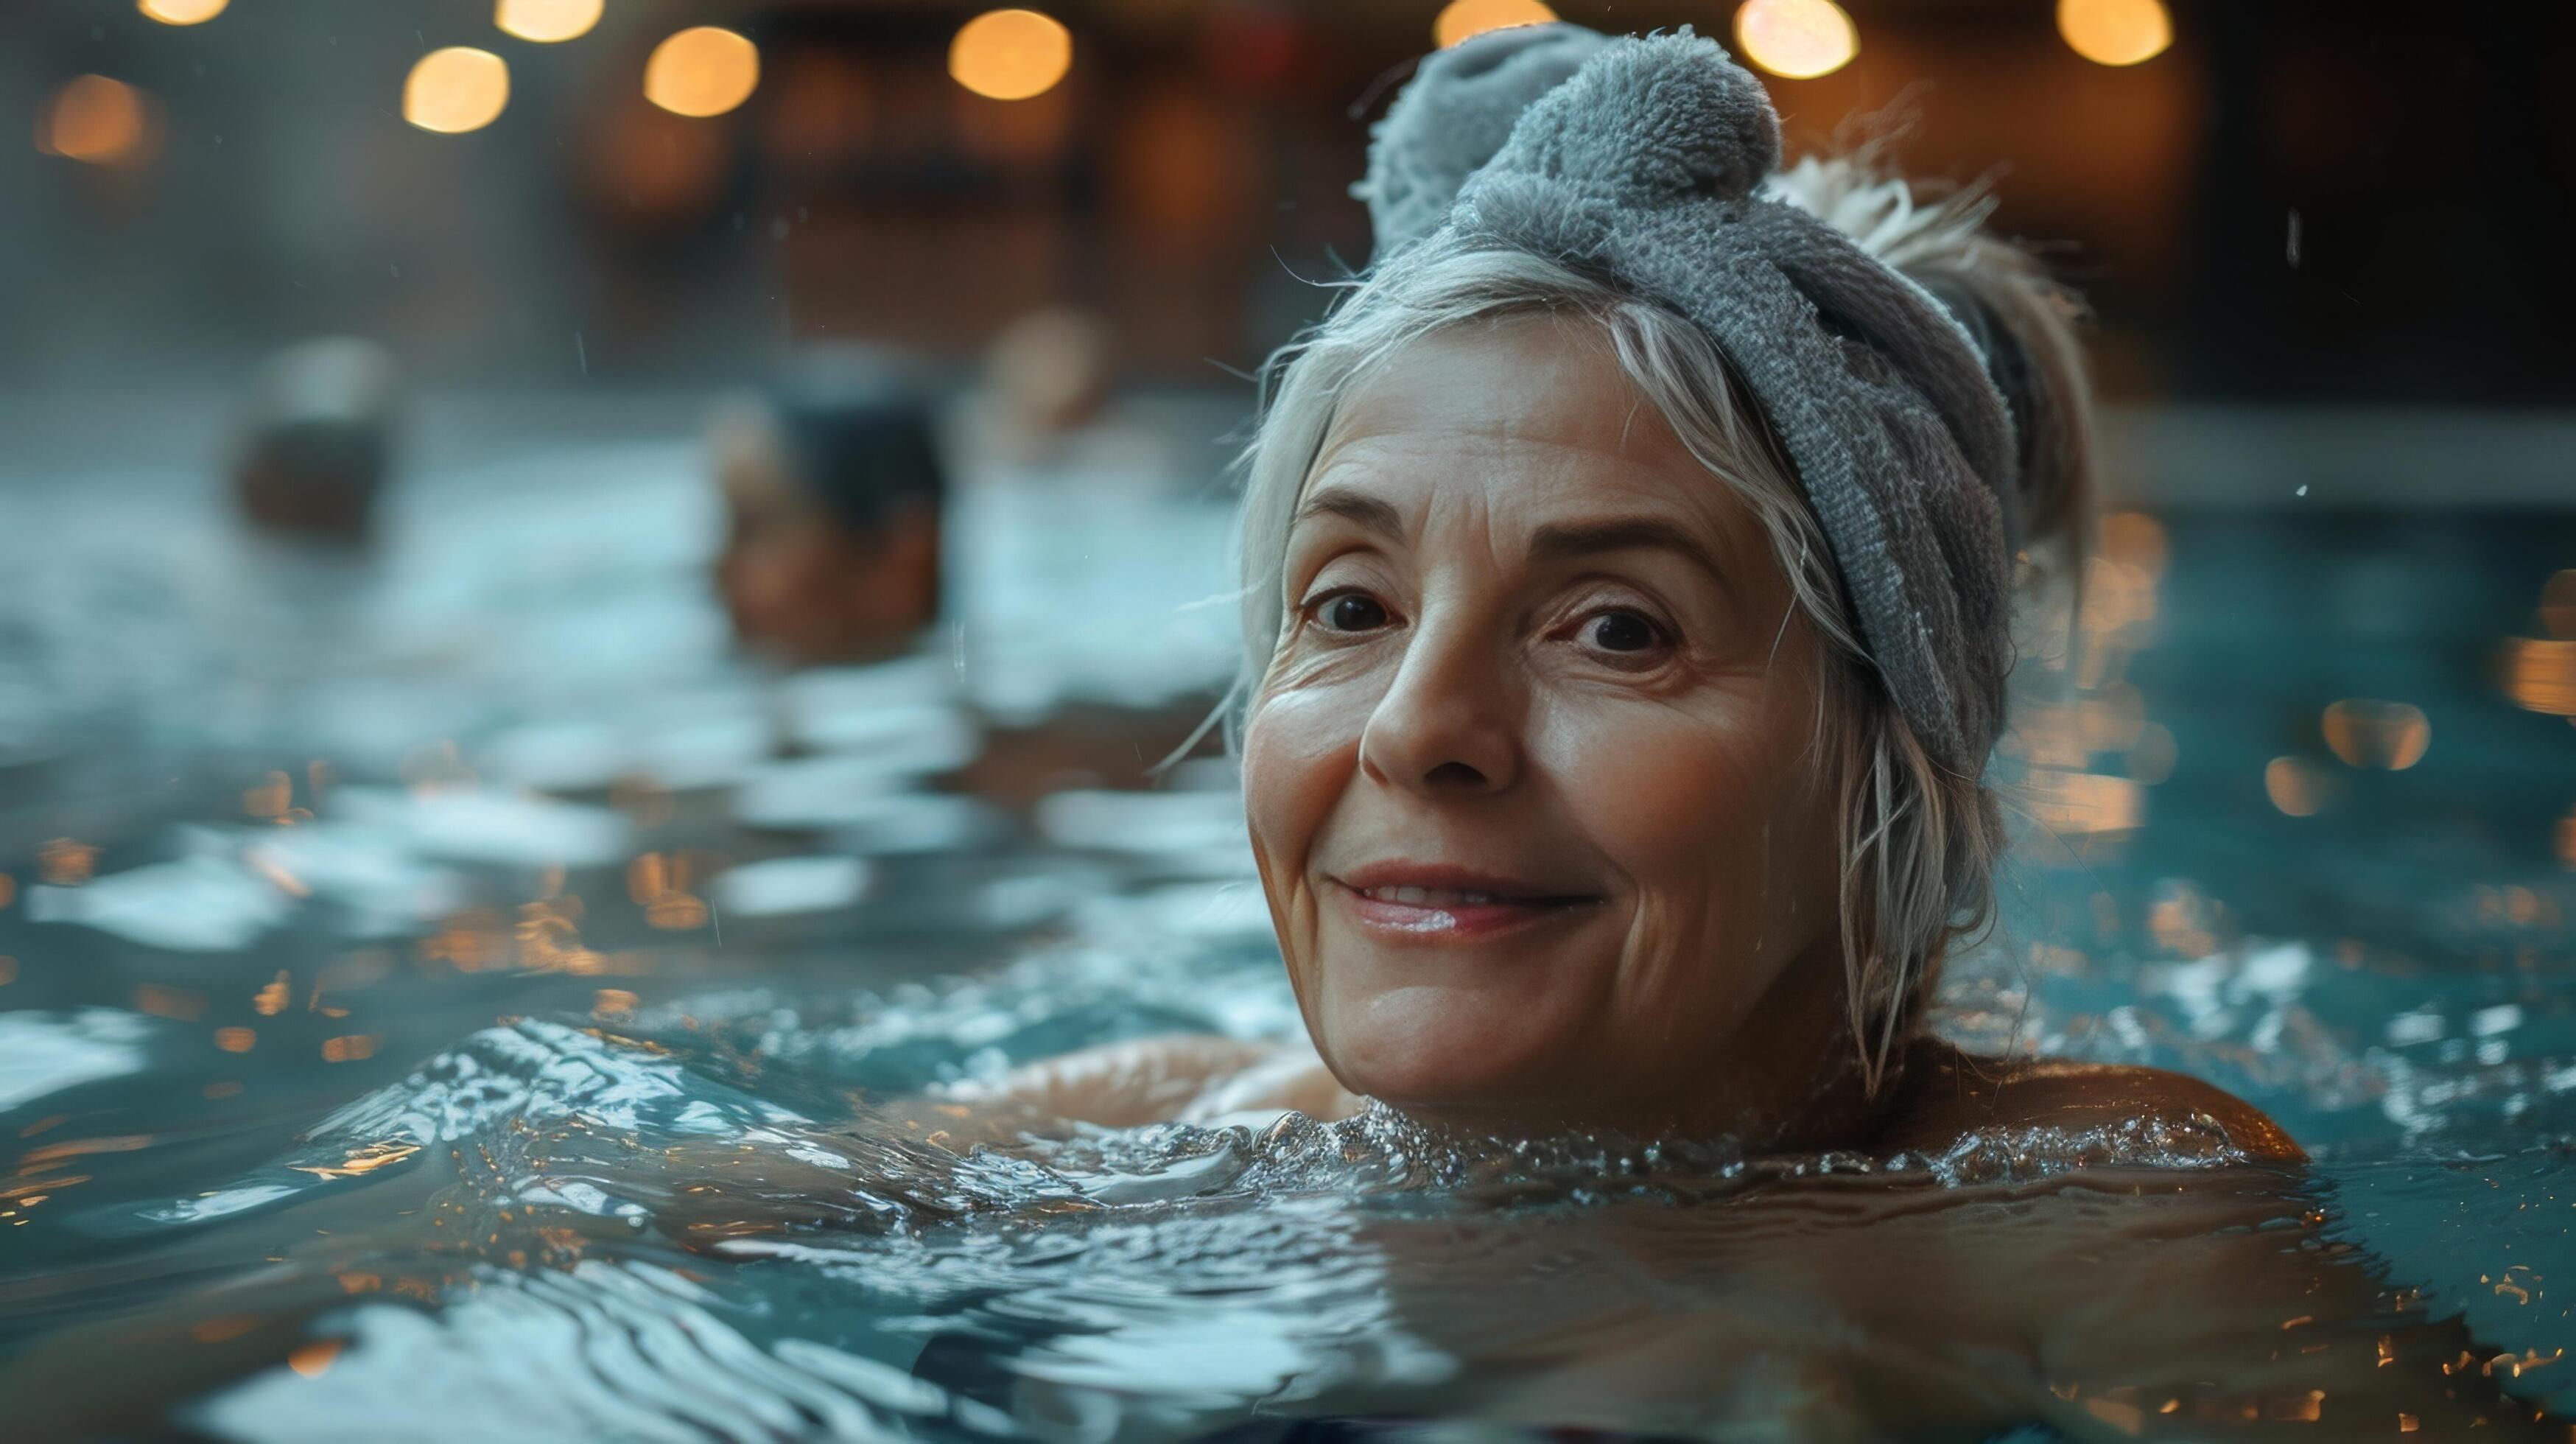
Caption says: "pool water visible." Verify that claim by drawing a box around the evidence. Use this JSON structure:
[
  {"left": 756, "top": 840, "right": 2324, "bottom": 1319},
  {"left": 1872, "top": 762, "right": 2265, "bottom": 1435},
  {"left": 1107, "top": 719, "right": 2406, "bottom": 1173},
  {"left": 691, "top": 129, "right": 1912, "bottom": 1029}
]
[{"left": 0, "top": 465, "right": 2570, "bottom": 1440}]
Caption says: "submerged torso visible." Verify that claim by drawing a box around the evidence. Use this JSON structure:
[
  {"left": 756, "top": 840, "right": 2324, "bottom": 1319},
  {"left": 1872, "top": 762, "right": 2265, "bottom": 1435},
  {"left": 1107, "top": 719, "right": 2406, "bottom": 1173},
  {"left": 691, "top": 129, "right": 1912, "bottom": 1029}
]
[{"left": 975, "top": 1030, "right": 2308, "bottom": 1167}]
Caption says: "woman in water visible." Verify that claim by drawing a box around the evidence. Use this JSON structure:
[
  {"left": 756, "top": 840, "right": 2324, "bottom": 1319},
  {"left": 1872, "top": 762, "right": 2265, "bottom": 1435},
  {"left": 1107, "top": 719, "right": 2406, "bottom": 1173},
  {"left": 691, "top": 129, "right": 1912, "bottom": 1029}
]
[
  {"left": 964, "top": 24, "right": 2295, "bottom": 1160},
  {"left": 1, "top": 29, "right": 2547, "bottom": 1441}
]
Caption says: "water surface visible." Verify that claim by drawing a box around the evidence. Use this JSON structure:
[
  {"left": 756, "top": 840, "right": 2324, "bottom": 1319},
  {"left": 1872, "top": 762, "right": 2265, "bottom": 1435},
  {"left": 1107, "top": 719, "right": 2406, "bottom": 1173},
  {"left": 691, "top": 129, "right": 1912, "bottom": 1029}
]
[{"left": 1, "top": 469, "right": 2570, "bottom": 1440}]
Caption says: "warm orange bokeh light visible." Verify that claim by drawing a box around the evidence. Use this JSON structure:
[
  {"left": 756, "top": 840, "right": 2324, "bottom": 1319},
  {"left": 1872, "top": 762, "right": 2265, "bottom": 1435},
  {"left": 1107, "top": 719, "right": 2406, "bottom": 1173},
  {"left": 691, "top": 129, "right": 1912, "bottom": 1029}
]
[
  {"left": 320, "top": 1034, "right": 381, "bottom": 1063},
  {"left": 138, "top": 0, "right": 228, "bottom": 24},
  {"left": 2503, "top": 637, "right": 2576, "bottom": 716},
  {"left": 2057, "top": 0, "right": 2172, "bottom": 67},
  {"left": 2029, "top": 769, "right": 2145, "bottom": 836},
  {"left": 645, "top": 27, "right": 762, "bottom": 118},
  {"left": 2320, "top": 699, "right": 2431, "bottom": 771},
  {"left": 38, "top": 75, "right": 153, "bottom": 166},
  {"left": 2264, "top": 757, "right": 2326, "bottom": 817},
  {"left": 495, "top": 0, "right": 603, "bottom": 44},
  {"left": 404, "top": 47, "right": 510, "bottom": 134},
  {"left": 1433, "top": 0, "right": 1558, "bottom": 49},
  {"left": 36, "top": 837, "right": 98, "bottom": 886},
  {"left": 950, "top": 10, "right": 1074, "bottom": 102},
  {"left": 2099, "top": 510, "right": 2169, "bottom": 579},
  {"left": 2539, "top": 569, "right": 2576, "bottom": 637},
  {"left": 1733, "top": 0, "right": 1857, "bottom": 80}
]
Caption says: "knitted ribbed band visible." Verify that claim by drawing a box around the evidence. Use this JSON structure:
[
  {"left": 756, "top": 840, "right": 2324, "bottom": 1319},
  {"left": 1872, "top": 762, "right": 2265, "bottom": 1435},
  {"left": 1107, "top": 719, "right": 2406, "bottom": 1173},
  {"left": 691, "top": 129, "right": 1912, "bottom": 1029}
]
[{"left": 1354, "top": 24, "right": 2021, "bottom": 779}]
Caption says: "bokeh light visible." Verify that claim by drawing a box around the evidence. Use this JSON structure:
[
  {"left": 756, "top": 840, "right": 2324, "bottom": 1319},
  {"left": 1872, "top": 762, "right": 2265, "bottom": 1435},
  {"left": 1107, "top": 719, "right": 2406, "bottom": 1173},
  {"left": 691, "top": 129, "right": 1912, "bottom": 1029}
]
[
  {"left": 1733, "top": 0, "right": 1858, "bottom": 80},
  {"left": 2057, "top": 0, "right": 2172, "bottom": 68},
  {"left": 2265, "top": 757, "right": 2328, "bottom": 816},
  {"left": 404, "top": 47, "right": 510, "bottom": 135},
  {"left": 2099, "top": 511, "right": 2169, "bottom": 578},
  {"left": 2127, "top": 721, "right": 2177, "bottom": 785},
  {"left": 2320, "top": 699, "right": 2431, "bottom": 770},
  {"left": 37, "top": 838, "right": 96, "bottom": 886},
  {"left": 1433, "top": 0, "right": 1558, "bottom": 49},
  {"left": 2502, "top": 637, "right": 2576, "bottom": 715},
  {"left": 137, "top": 0, "right": 227, "bottom": 24},
  {"left": 2539, "top": 569, "right": 2576, "bottom": 637},
  {"left": 2029, "top": 769, "right": 2145, "bottom": 836},
  {"left": 645, "top": 27, "right": 761, "bottom": 118},
  {"left": 950, "top": 10, "right": 1074, "bottom": 102},
  {"left": 38, "top": 75, "right": 153, "bottom": 166},
  {"left": 494, "top": 0, "right": 603, "bottom": 44}
]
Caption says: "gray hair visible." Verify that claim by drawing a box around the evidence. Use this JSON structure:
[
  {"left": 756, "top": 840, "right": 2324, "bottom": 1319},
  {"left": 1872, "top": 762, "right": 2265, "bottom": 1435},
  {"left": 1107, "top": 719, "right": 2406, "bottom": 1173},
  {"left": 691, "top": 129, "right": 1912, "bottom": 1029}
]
[{"left": 1231, "top": 153, "right": 2093, "bottom": 1093}]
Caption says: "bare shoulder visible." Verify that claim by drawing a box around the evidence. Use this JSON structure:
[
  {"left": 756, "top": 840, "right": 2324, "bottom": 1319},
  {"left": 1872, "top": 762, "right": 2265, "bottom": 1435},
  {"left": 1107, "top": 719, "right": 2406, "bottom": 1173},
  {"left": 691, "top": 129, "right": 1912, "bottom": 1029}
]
[
  {"left": 1881, "top": 1042, "right": 2305, "bottom": 1163},
  {"left": 1178, "top": 1043, "right": 1363, "bottom": 1124},
  {"left": 941, "top": 1034, "right": 1361, "bottom": 1130},
  {"left": 943, "top": 1034, "right": 1280, "bottom": 1129}
]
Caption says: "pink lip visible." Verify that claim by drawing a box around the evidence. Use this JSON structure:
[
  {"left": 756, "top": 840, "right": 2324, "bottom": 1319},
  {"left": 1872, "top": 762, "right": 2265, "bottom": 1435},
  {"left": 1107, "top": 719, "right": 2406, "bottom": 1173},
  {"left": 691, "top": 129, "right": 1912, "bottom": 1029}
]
[{"left": 1325, "top": 862, "right": 1601, "bottom": 942}]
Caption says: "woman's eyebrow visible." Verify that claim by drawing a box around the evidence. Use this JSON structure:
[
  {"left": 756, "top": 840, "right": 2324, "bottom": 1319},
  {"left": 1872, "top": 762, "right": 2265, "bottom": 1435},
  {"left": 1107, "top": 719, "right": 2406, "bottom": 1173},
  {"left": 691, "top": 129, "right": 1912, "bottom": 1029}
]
[
  {"left": 1527, "top": 517, "right": 1729, "bottom": 586},
  {"left": 1292, "top": 485, "right": 1406, "bottom": 541}
]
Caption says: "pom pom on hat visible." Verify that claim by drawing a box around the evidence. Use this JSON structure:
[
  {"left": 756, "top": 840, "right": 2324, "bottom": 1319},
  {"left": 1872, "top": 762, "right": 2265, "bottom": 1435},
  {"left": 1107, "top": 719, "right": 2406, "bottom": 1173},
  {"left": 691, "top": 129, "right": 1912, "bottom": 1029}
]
[{"left": 1479, "top": 29, "right": 1783, "bottom": 208}]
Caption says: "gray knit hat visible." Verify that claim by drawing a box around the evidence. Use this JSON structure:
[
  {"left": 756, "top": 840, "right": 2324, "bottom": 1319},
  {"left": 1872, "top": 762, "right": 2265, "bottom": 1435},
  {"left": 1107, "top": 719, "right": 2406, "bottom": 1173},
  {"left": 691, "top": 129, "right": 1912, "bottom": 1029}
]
[{"left": 1355, "top": 24, "right": 2024, "bottom": 779}]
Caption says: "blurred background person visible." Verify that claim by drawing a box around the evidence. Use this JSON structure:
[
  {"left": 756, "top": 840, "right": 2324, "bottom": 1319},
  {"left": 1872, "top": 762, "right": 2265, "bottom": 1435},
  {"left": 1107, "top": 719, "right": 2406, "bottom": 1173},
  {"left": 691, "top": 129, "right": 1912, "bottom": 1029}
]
[
  {"left": 708, "top": 348, "right": 947, "bottom": 667},
  {"left": 228, "top": 336, "right": 402, "bottom": 545}
]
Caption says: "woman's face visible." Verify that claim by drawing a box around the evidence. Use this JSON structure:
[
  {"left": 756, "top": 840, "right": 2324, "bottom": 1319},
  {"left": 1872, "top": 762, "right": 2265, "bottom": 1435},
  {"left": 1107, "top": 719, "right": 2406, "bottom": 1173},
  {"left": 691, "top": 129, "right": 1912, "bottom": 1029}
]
[{"left": 1242, "top": 315, "right": 1850, "bottom": 1139}]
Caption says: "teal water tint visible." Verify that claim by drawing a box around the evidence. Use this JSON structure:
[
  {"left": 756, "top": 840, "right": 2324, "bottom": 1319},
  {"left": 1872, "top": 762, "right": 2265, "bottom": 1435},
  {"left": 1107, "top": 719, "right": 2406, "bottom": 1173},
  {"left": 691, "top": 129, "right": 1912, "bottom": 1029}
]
[{"left": 0, "top": 502, "right": 2570, "bottom": 1440}]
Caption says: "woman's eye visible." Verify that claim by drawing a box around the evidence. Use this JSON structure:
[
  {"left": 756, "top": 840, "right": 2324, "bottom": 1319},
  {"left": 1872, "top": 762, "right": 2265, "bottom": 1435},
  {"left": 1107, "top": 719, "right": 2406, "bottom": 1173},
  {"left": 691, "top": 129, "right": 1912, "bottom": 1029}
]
[
  {"left": 1585, "top": 609, "right": 1661, "bottom": 653},
  {"left": 1316, "top": 592, "right": 1389, "bottom": 633}
]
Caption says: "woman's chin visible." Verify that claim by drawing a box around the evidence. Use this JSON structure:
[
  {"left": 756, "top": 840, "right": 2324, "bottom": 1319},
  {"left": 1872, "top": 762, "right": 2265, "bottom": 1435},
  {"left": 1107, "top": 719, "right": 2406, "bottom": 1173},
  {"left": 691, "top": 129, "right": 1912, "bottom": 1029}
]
[{"left": 1317, "top": 991, "right": 1574, "bottom": 1121}]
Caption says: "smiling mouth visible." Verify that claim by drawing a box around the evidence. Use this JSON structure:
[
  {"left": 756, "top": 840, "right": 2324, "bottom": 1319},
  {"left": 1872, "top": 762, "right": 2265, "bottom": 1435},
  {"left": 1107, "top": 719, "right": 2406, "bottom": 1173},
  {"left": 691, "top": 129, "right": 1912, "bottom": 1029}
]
[{"left": 1330, "top": 880, "right": 1601, "bottom": 939}]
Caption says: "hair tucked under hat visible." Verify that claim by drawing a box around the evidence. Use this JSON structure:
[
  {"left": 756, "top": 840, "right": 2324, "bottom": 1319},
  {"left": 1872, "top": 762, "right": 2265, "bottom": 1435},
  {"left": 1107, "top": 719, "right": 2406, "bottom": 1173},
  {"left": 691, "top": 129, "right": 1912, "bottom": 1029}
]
[{"left": 1238, "top": 22, "right": 2096, "bottom": 1087}]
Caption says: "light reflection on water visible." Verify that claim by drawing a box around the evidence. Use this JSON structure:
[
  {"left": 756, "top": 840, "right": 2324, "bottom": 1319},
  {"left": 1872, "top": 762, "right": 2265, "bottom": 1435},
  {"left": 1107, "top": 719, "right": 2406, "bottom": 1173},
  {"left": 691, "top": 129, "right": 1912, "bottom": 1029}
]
[{"left": 0, "top": 462, "right": 2570, "bottom": 1439}]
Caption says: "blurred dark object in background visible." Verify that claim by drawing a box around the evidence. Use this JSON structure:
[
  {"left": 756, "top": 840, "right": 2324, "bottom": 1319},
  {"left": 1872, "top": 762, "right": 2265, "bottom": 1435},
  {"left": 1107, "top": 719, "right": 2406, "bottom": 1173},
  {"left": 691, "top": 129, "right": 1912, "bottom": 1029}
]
[
  {"left": 228, "top": 336, "right": 401, "bottom": 544},
  {"left": 710, "top": 346, "right": 947, "bottom": 666}
]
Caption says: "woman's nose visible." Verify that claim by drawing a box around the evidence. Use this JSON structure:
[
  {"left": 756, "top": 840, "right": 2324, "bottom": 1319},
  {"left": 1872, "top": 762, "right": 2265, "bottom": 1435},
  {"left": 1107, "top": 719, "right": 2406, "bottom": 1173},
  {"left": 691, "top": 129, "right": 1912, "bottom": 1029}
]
[{"left": 1356, "top": 617, "right": 1521, "bottom": 796}]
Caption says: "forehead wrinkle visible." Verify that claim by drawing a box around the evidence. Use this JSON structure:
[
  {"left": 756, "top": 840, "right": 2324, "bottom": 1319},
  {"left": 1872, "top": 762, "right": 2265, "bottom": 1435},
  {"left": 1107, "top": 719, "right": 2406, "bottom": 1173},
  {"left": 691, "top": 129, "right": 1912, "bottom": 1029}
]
[
  {"left": 1293, "top": 321, "right": 1777, "bottom": 599},
  {"left": 1293, "top": 481, "right": 1408, "bottom": 543}
]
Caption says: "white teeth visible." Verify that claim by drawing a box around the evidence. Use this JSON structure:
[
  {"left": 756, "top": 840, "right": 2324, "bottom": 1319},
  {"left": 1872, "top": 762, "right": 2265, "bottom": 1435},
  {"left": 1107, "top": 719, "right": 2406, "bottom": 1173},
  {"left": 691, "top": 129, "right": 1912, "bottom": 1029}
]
[{"left": 1361, "top": 886, "right": 1507, "bottom": 906}]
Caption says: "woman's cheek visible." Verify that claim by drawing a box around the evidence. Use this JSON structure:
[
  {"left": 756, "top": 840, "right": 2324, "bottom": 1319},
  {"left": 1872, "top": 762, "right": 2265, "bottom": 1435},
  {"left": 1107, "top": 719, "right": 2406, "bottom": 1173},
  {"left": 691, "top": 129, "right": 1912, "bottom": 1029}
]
[
  {"left": 1536, "top": 700, "right": 1764, "bottom": 869},
  {"left": 1243, "top": 678, "right": 1372, "bottom": 1034},
  {"left": 1241, "top": 679, "right": 1369, "bottom": 872},
  {"left": 1543, "top": 695, "right": 1821, "bottom": 936}
]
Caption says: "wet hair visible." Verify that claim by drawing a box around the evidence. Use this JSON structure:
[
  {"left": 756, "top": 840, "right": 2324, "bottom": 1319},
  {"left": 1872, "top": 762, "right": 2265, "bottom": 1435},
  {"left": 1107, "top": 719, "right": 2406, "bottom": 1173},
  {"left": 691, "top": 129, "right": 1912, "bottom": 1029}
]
[
  {"left": 766, "top": 353, "right": 947, "bottom": 536},
  {"left": 1233, "top": 152, "right": 2094, "bottom": 1092}
]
